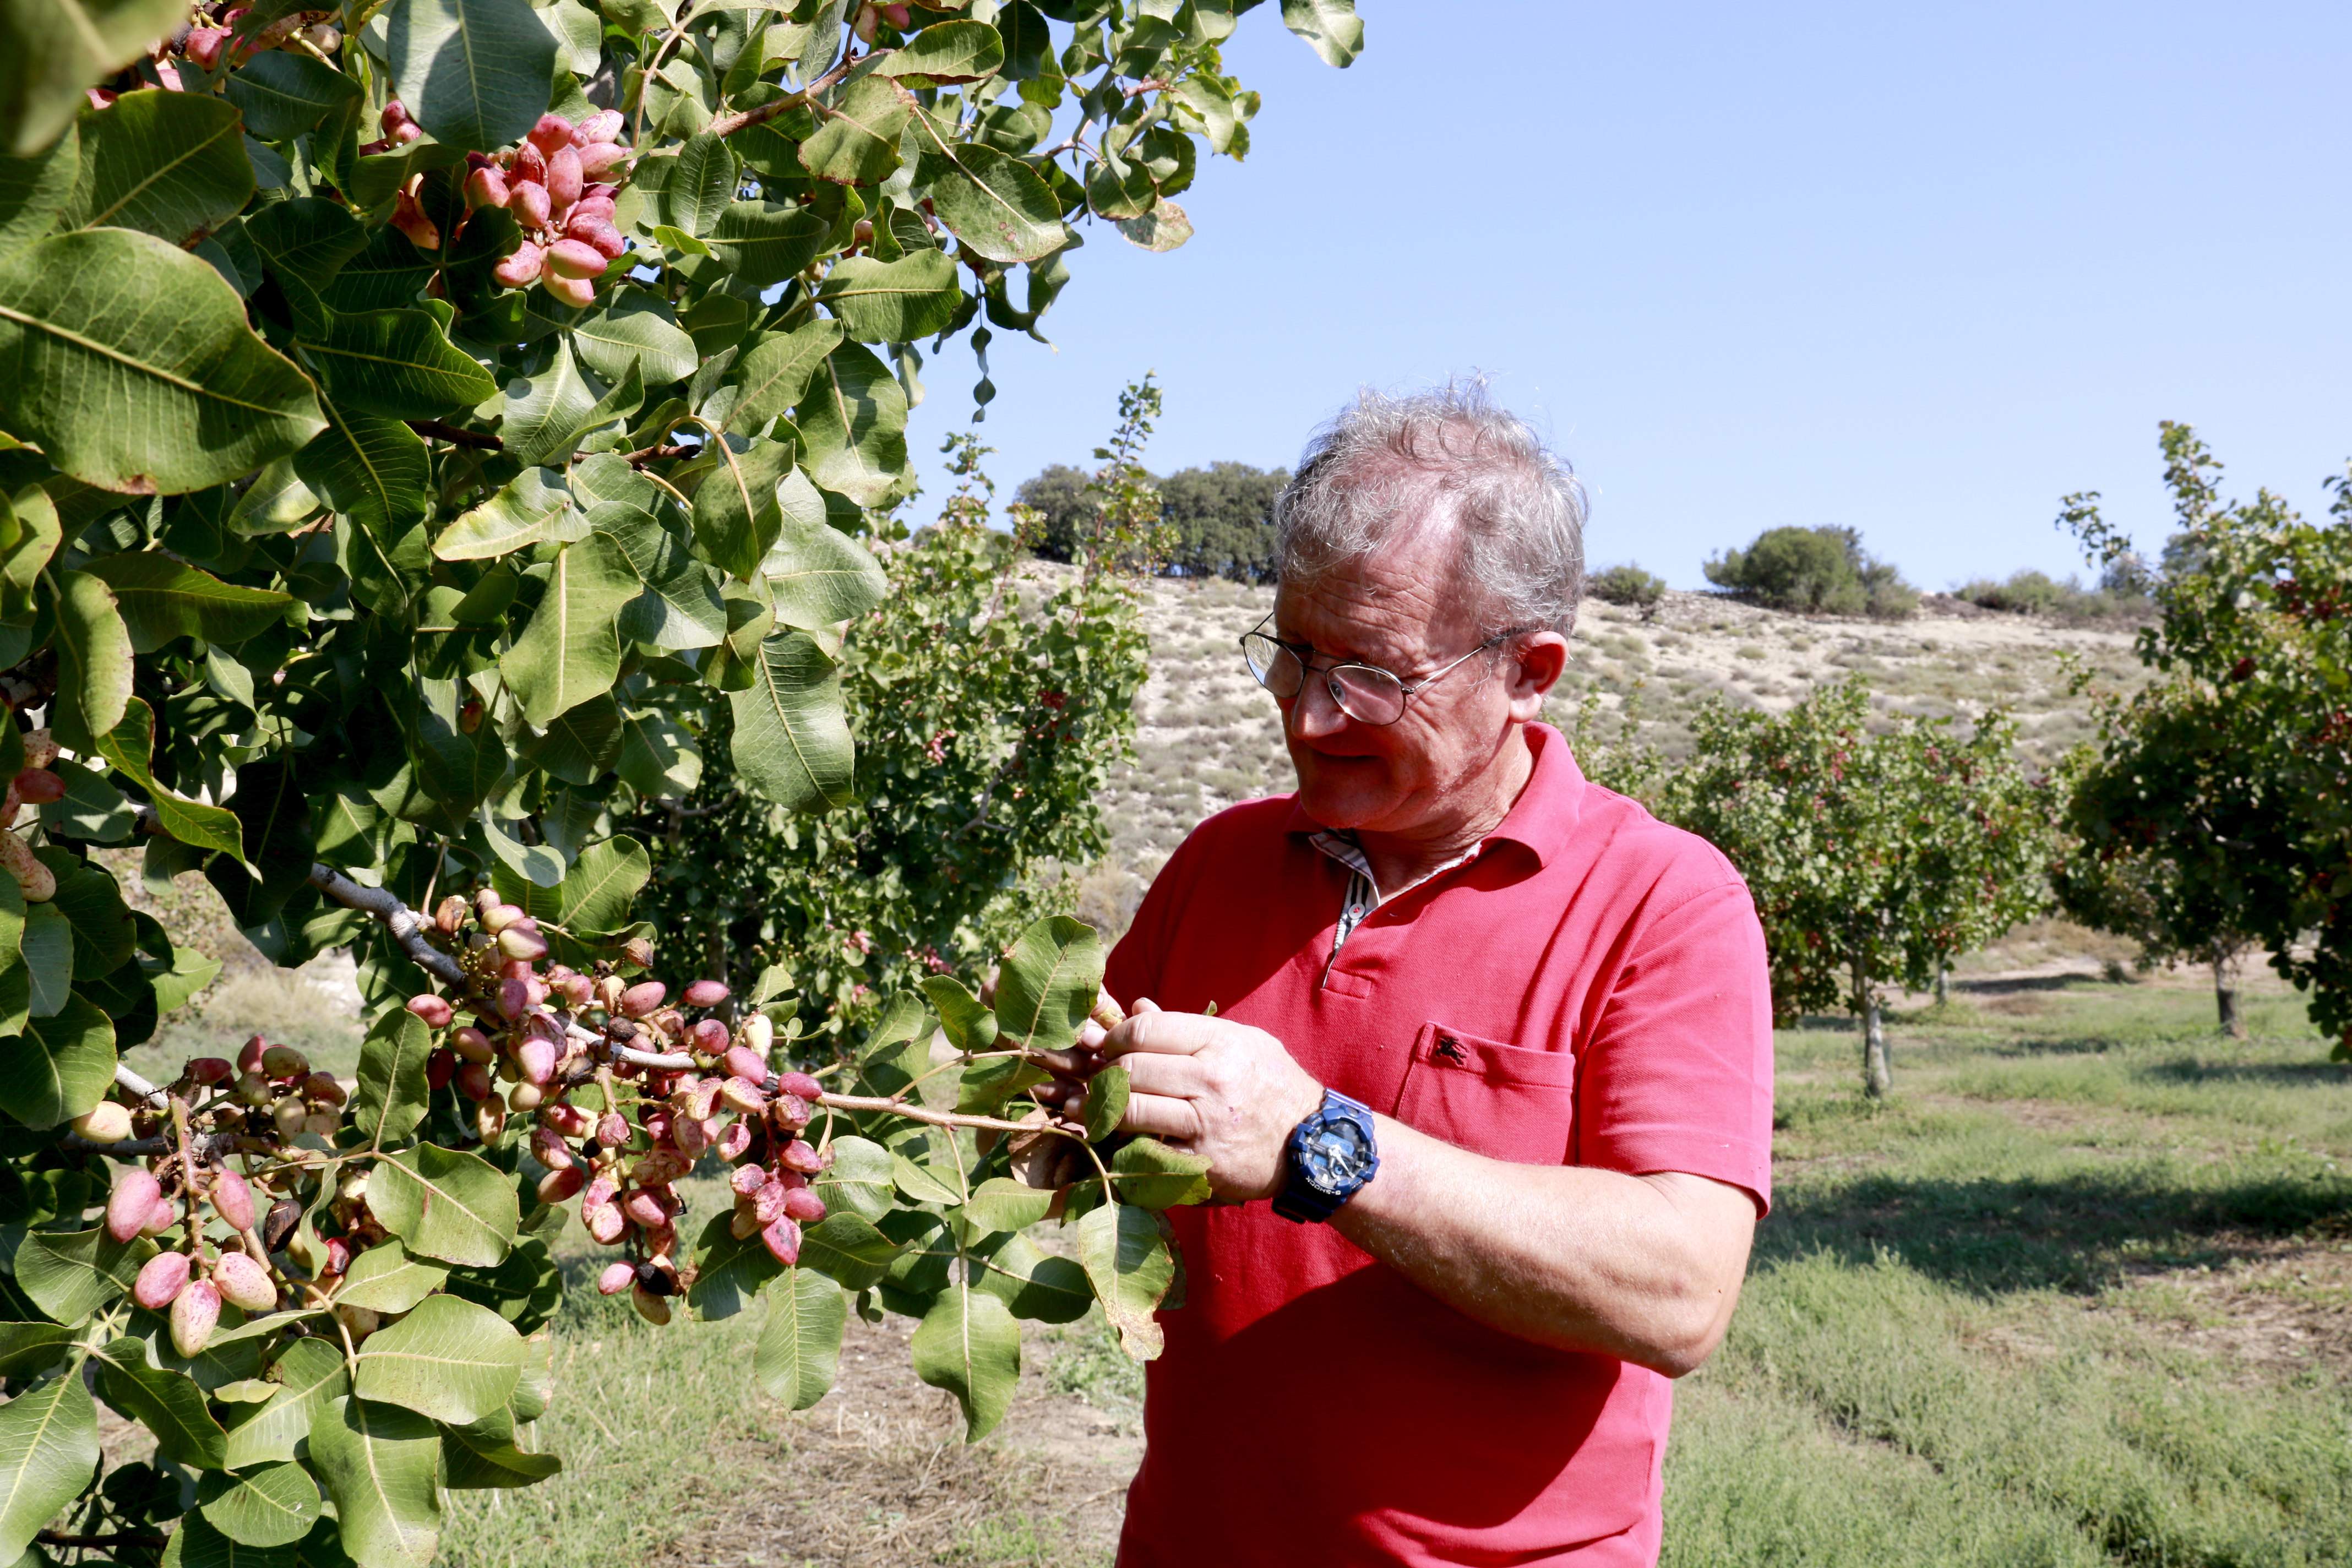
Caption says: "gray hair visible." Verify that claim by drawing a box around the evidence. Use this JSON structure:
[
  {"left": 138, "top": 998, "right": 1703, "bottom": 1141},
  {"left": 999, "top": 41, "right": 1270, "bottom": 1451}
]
[{"left": 1273, "top": 379, "right": 1588, "bottom": 639}]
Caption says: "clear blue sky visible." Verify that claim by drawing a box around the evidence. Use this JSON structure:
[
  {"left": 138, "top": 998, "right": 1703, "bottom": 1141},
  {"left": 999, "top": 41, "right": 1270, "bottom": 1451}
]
[{"left": 899, "top": 2, "right": 2352, "bottom": 592}]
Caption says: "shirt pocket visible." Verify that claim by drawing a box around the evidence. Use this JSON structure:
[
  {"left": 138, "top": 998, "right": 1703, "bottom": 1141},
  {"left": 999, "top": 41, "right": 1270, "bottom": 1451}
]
[{"left": 1390, "top": 1022, "right": 1577, "bottom": 1166}]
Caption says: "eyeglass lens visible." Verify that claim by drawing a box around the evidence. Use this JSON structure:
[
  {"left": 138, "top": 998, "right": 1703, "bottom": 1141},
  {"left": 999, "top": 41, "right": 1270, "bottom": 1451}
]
[{"left": 1240, "top": 634, "right": 1407, "bottom": 725}]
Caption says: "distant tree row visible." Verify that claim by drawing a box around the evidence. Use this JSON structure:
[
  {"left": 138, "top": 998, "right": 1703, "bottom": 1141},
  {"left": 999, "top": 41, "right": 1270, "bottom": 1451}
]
[
  {"left": 1015, "top": 461, "right": 1289, "bottom": 582},
  {"left": 1572, "top": 422, "right": 2352, "bottom": 1094}
]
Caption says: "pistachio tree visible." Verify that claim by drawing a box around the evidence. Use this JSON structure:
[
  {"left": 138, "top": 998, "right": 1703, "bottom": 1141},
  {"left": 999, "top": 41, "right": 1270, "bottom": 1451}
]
[
  {"left": 1646, "top": 682, "right": 2051, "bottom": 1096},
  {"left": 0, "top": 0, "right": 1364, "bottom": 1559},
  {"left": 2059, "top": 422, "right": 2352, "bottom": 1052}
]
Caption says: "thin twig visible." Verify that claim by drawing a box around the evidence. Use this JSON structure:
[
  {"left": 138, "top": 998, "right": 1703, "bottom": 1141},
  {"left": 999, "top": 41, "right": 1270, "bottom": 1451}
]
[
  {"left": 114, "top": 1062, "right": 169, "bottom": 1111},
  {"left": 704, "top": 51, "right": 861, "bottom": 139}
]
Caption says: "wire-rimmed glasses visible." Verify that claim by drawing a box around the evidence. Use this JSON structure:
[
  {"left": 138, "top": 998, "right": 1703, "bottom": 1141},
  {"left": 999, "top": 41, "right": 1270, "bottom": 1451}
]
[{"left": 1239, "top": 616, "right": 1517, "bottom": 727}]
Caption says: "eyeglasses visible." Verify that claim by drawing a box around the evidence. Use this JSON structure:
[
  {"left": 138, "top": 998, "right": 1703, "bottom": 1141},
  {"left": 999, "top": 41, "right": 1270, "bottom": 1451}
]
[{"left": 1239, "top": 616, "right": 1518, "bottom": 727}]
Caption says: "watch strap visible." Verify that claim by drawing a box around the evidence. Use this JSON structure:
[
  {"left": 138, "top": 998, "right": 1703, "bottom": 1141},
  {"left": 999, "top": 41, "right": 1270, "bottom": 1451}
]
[{"left": 1273, "top": 1089, "right": 1376, "bottom": 1224}]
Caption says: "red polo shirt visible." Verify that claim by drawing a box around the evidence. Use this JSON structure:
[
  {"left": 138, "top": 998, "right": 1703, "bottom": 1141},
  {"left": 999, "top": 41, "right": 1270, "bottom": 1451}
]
[{"left": 1105, "top": 722, "right": 1773, "bottom": 1567}]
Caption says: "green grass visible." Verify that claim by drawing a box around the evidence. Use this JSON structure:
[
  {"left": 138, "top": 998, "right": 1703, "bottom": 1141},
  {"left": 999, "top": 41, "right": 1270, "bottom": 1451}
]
[{"left": 1664, "top": 977, "right": 2352, "bottom": 1567}]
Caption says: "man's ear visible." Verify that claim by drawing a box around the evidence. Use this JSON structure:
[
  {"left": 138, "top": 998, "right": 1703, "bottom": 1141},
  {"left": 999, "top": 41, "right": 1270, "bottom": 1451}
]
[{"left": 1502, "top": 631, "right": 1570, "bottom": 717}]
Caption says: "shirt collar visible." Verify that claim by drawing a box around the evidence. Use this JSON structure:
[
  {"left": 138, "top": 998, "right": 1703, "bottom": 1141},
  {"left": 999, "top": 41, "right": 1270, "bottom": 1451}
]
[{"left": 1283, "top": 721, "right": 1586, "bottom": 871}]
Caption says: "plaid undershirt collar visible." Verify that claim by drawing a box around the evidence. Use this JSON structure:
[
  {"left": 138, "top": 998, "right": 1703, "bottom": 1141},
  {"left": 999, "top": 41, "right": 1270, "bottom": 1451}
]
[{"left": 1306, "top": 829, "right": 1484, "bottom": 956}]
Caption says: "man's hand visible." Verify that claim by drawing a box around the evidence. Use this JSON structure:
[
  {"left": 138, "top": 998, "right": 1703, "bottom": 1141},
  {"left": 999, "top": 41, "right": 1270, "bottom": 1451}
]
[{"left": 1099, "top": 1001, "right": 1325, "bottom": 1201}]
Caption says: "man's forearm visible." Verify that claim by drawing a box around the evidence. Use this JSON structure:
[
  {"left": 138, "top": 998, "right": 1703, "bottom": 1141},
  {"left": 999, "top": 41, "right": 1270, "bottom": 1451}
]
[{"left": 1330, "top": 1117, "right": 1756, "bottom": 1376}]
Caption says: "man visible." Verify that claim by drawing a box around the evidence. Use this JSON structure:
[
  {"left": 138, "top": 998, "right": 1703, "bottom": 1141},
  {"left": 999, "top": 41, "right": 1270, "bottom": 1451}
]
[{"left": 1096, "top": 384, "right": 1774, "bottom": 1566}]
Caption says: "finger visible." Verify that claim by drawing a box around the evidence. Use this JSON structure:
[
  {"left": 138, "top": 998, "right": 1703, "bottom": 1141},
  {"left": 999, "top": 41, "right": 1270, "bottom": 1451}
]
[
  {"left": 1077, "top": 1018, "right": 1108, "bottom": 1051},
  {"left": 1091, "top": 987, "right": 1126, "bottom": 1030},
  {"left": 1120, "top": 1091, "right": 1201, "bottom": 1142},
  {"left": 1132, "top": 997, "right": 1161, "bottom": 1015},
  {"left": 1119, "top": 1053, "right": 1204, "bottom": 1101},
  {"left": 1100, "top": 1009, "right": 1210, "bottom": 1060}
]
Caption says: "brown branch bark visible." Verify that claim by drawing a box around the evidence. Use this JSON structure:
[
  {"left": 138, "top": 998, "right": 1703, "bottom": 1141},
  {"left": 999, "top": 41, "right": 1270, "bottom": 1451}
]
[
  {"left": 407, "top": 420, "right": 504, "bottom": 451},
  {"left": 308, "top": 864, "right": 465, "bottom": 986}
]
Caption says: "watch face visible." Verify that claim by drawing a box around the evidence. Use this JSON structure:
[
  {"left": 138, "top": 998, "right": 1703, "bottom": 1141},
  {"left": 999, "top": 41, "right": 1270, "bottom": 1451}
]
[{"left": 1299, "top": 1114, "right": 1373, "bottom": 1194}]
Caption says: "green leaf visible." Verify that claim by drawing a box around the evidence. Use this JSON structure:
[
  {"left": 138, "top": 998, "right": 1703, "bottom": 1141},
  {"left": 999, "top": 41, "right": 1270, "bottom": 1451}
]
[
  {"left": 44, "top": 850, "right": 134, "bottom": 979},
  {"left": 0, "top": 1324, "right": 74, "bottom": 1379},
  {"left": 921, "top": 976, "right": 998, "bottom": 1054},
  {"left": 994, "top": 914, "right": 1102, "bottom": 1054},
  {"left": 796, "top": 1212, "right": 905, "bottom": 1292},
  {"left": 725, "top": 319, "right": 843, "bottom": 435},
  {"left": 92, "top": 1336, "right": 228, "bottom": 1469},
  {"left": 500, "top": 531, "right": 639, "bottom": 727},
  {"left": 352, "top": 1294, "right": 523, "bottom": 1425},
  {"left": 197, "top": 1460, "right": 320, "bottom": 1549},
  {"left": 970, "top": 1232, "right": 1092, "bottom": 1324},
  {"left": 1115, "top": 198, "right": 1192, "bottom": 253},
  {"left": 0, "top": 123, "right": 76, "bottom": 260},
  {"left": 440, "top": 1432, "right": 561, "bottom": 1489},
  {"left": 369, "top": 1145, "right": 519, "bottom": 1267},
  {"left": 334, "top": 1242, "right": 450, "bottom": 1316},
  {"left": 296, "top": 399, "right": 431, "bottom": 537},
  {"left": 684, "top": 1212, "right": 780, "bottom": 1320},
  {"left": 351, "top": 1006, "right": 432, "bottom": 1145},
  {"left": 922, "top": 143, "right": 1068, "bottom": 265},
  {"left": 306, "top": 1396, "right": 443, "bottom": 1568},
  {"left": 954, "top": 1053, "right": 1043, "bottom": 1115},
  {"left": 572, "top": 290, "right": 698, "bottom": 387},
  {"left": 19, "top": 904, "right": 70, "bottom": 1020},
  {"left": 0, "top": 0, "right": 182, "bottom": 157},
  {"left": 1108, "top": 1136, "right": 1212, "bottom": 1210},
  {"left": 305, "top": 309, "right": 497, "bottom": 420},
  {"left": 793, "top": 341, "right": 909, "bottom": 508},
  {"left": 816, "top": 249, "right": 962, "bottom": 344},
  {"left": 219, "top": 1337, "right": 346, "bottom": 1470},
  {"left": 490, "top": 833, "right": 649, "bottom": 935},
  {"left": 703, "top": 201, "right": 829, "bottom": 286},
  {"left": 727, "top": 630, "right": 853, "bottom": 810},
  {"left": 762, "top": 515, "right": 885, "bottom": 630},
  {"left": 753, "top": 1267, "right": 846, "bottom": 1411},
  {"left": 95, "top": 697, "right": 245, "bottom": 858},
  {"left": 521, "top": 692, "right": 622, "bottom": 787},
  {"left": 47, "top": 568, "right": 132, "bottom": 751},
  {"left": 962, "top": 1176, "right": 1052, "bottom": 1234},
  {"left": 38, "top": 757, "right": 132, "bottom": 843},
  {"left": 1280, "top": 0, "right": 1364, "bottom": 67},
  {"left": 1082, "top": 1063, "right": 1129, "bottom": 1142},
  {"left": 891, "top": 1151, "right": 965, "bottom": 1207},
  {"left": 225, "top": 50, "right": 360, "bottom": 141},
  {"left": 812, "top": 1136, "right": 895, "bottom": 1223},
  {"left": 496, "top": 338, "right": 633, "bottom": 469},
  {"left": 13, "top": 1226, "right": 150, "bottom": 1325},
  {"left": 617, "top": 708, "right": 702, "bottom": 796},
  {"left": 151, "top": 946, "right": 221, "bottom": 1018},
  {"left": 0, "top": 994, "right": 114, "bottom": 1128},
  {"left": 62, "top": 85, "right": 251, "bottom": 245},
  {"left": 1077, "top": 1200, "right": 1174, "bottom": 1360},
  {"left": 665, "top": 130, "right": 737, "bottom": 236},
  {"left": 0, "top": 483, "right": 62, "bottom": 614},
  {"left": 433, "top": 466, "right": 579, "bottom": 561},
  {"left": 383, "top": 0, "right": 558, "bottom": 151},
  {"left": 246, "top": 197, "right": 371, "bottom": 298},
  {"left": 0, "top": 1371, "right": 100, "bottom": 1562},
  {"left": 875, "top": 19, "right": 1004, "bottom": 82},
  {"left": 690, "top": 435, "right": 796, "bottom": 580},
  {"left": 798, "top": 75, "right": 917, "bottom": 185},
  {"left": 0, "top": 229, "right": 325, "bottom": 494},
  {"left": 910, "top": 1283, "right": 1019, "bottom": 1440},
  {"left": 579, "top": 465, "right": 728, "bottom": 652},
  {"left": 80, "top": 552, "right": 296, "bottom": 653}
]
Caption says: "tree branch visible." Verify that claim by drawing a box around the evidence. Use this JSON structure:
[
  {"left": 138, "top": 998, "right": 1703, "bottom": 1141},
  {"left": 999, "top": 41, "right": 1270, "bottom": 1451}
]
[
  {"left": 705, "top": 52, "right": 861, "bottom": 140},
  {"left": 407, "top": 420, "right": 503, "bottom": 451},
  {"left": 114, "top": 1061, "right": 169, "bottom": 1110},
  {"left": 308, "top": 864, "right": 465, "bottom": 986}
]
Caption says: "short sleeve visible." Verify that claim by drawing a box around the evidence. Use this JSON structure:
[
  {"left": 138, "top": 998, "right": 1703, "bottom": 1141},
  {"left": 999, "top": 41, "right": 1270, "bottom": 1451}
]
[{"left": 1573, "top": 879, "right": 1775, "bottom": 1212}]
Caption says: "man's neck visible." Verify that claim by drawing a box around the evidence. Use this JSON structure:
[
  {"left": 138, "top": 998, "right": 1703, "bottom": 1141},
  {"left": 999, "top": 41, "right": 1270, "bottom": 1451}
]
[{"left": 1353, "top": 727, "right": 1537, "bottom": 897}]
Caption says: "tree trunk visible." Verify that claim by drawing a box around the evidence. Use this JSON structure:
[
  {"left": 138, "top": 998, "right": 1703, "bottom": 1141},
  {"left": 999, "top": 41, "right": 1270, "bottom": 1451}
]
[
  {"left": 1855, "top": 956, "right": 1892, "bottom": 1098},
  {"left": 2214, "top": 951, "right": 2245, "bottom": 1040},
  {"left": 1933, "top": 954, "right": 1949, "bottom": 1009}
]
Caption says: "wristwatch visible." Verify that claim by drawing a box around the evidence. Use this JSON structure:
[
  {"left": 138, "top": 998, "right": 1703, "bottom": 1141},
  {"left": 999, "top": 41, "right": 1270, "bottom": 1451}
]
[{"left": 1272, "top": 1088, "right": 1379, "bottom": 1223}]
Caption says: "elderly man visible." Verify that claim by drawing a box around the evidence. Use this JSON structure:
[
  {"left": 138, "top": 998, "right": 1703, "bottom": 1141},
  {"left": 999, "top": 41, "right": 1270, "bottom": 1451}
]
[{"left": 1096, "top": 385, "right": 1774, "bottom": 1566}]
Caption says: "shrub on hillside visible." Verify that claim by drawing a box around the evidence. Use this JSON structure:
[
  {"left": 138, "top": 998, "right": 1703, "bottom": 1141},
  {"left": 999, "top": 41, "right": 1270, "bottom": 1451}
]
[
  {"left": 1956, "top": 569, "right": 2147, "bottom": 622},
  {"left": 1588, "top": 563, "right": 1668, "bottom": 617},
  {"left": 1705, "top": 525, "right": 1918, "bottom": 618}
]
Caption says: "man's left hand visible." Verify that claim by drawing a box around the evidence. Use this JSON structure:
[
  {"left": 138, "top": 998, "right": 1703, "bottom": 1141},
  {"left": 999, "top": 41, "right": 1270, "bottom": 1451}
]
[{"left": 1099, "top": 1001, "right": 1325, "bottom": 1201}]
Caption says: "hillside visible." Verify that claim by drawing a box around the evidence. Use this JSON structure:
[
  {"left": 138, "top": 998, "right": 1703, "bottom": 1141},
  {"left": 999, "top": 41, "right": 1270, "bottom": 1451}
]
[{"left": 1076, "top": 574, "right": 2151, "bottom": 929}]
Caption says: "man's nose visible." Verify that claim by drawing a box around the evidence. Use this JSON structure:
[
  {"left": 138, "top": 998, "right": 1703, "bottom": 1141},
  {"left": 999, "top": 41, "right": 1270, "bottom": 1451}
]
[{"left": 1284, "top": 674, "right": 1350, "bottom": 740}]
